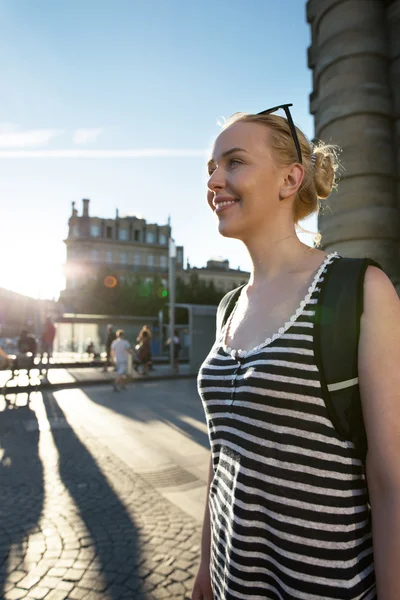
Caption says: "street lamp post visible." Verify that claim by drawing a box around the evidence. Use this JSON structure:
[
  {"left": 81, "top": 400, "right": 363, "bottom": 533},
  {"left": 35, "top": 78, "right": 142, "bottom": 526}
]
[{"left": 168, "top": 237, "right": 176, "bottom": 372}]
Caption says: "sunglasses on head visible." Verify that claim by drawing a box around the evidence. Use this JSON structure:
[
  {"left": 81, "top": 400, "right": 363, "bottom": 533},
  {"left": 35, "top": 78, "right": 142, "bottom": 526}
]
[{"left": 257, "top": 103, "right": 302, "bottom": 165}]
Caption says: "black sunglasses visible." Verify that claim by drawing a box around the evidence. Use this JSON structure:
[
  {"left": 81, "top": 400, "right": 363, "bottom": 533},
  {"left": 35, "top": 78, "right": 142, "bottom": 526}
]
[{"left": 257, "top": 103, "right": 302, "bottom": 164}]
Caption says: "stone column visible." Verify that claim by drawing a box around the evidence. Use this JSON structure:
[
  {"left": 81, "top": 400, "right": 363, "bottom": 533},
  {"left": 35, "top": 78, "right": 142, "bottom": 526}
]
[
  {"left": 386, "top": 0, "right": 400, "bottom": 211},
  {"left": 307, "top": 0, "right": 400, "bottom": 290}
]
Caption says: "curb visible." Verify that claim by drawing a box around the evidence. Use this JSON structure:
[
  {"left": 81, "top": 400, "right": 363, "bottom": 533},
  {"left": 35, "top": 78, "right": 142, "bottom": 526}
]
[{"left": 1, "top": 371, "right": 198, "bottom": 395}]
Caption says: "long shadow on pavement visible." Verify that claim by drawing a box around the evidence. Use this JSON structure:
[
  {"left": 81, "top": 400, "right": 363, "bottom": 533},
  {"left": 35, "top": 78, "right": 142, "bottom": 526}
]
[
  {"left": 84, "top": 378, "right": 210, "bottom": 450},
  {"left": 41, "top": 391, "right": 143, "bottom": 599},
  {"left": 0, "top": 395, "right": 44, "bottom": 599}
]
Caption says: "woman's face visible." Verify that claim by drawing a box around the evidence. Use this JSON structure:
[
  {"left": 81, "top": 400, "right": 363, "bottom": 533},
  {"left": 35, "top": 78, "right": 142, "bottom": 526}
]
[{"left": 207, "top": 121, "right": 284, "bottom": 241}]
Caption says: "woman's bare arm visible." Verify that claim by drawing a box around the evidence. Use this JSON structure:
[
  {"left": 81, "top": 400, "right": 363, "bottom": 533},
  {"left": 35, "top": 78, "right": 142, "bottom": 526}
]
[{"left": 359, "top": 266, "right": 400, "bottom": 600}]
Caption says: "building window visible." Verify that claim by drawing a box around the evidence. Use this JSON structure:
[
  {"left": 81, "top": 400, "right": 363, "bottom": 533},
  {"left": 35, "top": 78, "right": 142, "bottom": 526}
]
[
  {"left": 177, "top": 248, "right": 183, "bottom": 263},
  {"left": 120, "top": 252, "right": 127, "bottom": 265},
  {"left": 119, "top": 228, "right": 128, "bottom": 241},
  {"left": 147, "top": 255, "right": 154, "bottom": 267},
  {"left": 159, "top": 233, "right": 167, "bottom": 245},
  {"left": 90, "top": 249, "right": 99, "bottom": 262},
  {"left": 106, "top": 251, "right": 113, "bottom": 264},
  {"left": 90, "top": 224, "right": 100, "bottom": 237},
  {"left": 160, "top": 255, "right": 167, "bottom": 269},
  {"left": 134, "top": 254, "right": 141, "bottom": 266},
  {"left": 134, "top": 230, "right": 140, "bottom": 242},
  {"left": 146, "top": 231, "right": 155, "bottom": 244},
  {"left": 71, "top": 225, "right": 79, "bottom": 237},
  {"left": 106, "top": 226, "right": 113, "bottom": 239}
]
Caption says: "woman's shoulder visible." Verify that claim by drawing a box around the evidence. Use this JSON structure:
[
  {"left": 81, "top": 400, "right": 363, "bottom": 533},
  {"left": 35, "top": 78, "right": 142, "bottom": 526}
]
[{"left": 363, "top": 265, "right": 399, "bottom": 319}]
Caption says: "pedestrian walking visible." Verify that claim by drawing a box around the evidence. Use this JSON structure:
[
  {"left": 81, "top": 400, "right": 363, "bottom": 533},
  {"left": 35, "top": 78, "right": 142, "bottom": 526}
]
[
  {"left": 110, "top": 329, "right": 132, "bottom": 391},
  {"left": 103, "top": 324, "right": 116, "bottom": 371},
  {"left": 40, "top": 317, "right": 56, "bottom": 360},
  {"left": 193, "top": 105, "right": 400, "bottom": 600},
  {"left": 16, "top": 330, "right": 37, "bottom": 372},
  {"left": 135, "top": 329, "right": 152, "bottom": 376}
]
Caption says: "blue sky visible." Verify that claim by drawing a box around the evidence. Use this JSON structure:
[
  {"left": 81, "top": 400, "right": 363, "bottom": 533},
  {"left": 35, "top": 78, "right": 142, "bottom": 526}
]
[{"left": 0, "top": 0, "right": 316, "bottom": 299}]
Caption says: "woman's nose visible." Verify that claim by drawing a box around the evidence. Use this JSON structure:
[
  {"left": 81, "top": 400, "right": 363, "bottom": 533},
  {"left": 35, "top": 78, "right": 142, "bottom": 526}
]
[{"left": 207, "top": 168, "right": 224, "bottom": 192}]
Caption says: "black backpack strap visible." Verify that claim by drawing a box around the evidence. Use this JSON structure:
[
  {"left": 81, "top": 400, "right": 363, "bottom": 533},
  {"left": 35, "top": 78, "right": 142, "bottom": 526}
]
[
  {"left": 216, "top": 285, "right": 245, "bottom": 338},
  {"left": 315, "top": 257, "right": 382, "bottom": 460}
]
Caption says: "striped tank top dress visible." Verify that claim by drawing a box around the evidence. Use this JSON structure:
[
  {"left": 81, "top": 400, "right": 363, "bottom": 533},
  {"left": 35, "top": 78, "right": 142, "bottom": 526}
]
[{"left": 197, "top": 253, "right": 376, "bottom": 600}]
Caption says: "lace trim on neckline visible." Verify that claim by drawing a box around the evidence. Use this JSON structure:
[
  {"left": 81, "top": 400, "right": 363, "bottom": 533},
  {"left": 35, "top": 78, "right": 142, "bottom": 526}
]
[{"left": 222, "top": 252, "right": 338, "bottom": 359}]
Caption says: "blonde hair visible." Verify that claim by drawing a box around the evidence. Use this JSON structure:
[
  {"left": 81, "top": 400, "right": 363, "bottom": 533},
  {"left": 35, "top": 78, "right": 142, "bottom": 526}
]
[{"left": 222, "top": 112, "right": 340, "bottom": 232}]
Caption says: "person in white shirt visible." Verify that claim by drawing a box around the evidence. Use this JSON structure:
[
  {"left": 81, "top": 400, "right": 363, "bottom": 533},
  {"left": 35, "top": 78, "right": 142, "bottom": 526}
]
[{"left": 110, "top": 329, "right": 132, "bottom": 391}]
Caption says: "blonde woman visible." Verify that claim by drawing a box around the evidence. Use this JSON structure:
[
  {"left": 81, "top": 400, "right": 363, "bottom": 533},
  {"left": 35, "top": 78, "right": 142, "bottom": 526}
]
[{"left": 193, "top": 106, "right": 400, "bottom": 599}]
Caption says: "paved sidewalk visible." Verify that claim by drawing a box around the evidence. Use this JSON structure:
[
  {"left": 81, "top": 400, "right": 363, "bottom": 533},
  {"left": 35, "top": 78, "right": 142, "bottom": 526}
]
[
  {"left": 0, "top": 391, "right": 202, "bottom": 600},
  {"left": 0, "top": 364, "right": 195, "bottom": 394}
]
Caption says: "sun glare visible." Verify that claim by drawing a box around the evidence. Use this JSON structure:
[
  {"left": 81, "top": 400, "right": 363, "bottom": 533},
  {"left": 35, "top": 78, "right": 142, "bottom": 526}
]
[{"left": 1, "top": 244, "right": 65, "bottom": 299}]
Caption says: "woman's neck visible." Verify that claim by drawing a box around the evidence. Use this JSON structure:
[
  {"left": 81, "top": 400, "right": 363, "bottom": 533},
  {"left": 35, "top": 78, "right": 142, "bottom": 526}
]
[{"left": 244, "top": 230, "right": 321, "bottom": 286}]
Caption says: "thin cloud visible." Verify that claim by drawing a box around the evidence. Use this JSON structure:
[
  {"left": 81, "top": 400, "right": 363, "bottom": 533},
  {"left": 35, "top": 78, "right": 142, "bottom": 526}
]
[
  {"left": 0, "top": 148, "right": 209, "bottom": 158},
  {"left": 73, "top": 128, "right": 103, "bottom": 145},
  {"left": 0, "top": 123, "right": 63, "bottom": 148}
]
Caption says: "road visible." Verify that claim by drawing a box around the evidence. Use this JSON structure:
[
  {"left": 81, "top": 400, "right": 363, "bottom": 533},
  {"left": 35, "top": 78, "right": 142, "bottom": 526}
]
[{"left": 0, "top": 379, "right": 209, "bottom": 600}]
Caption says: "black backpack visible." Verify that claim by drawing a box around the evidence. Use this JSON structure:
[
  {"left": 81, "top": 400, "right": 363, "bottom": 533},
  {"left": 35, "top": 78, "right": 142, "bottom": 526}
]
[{"left": 216, "top": 257, "right": 382, "bottom": 462}]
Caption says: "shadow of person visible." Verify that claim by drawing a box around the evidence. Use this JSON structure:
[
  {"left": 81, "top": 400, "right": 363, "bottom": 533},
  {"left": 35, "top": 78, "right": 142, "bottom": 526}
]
[
  {"left": 41, "top": 391, "right": 142, "bottom": 599},
  {"left": 84, "top": 378, "right": 210, "bottom": 450},
  {"left": 0, "top": 395, "right": 44, "bottom": 598}
]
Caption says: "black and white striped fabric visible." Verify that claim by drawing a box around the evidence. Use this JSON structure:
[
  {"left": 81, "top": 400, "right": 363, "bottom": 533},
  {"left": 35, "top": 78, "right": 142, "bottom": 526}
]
[{"left": 198, "top": 254, "right": 376, "bottom": 600}]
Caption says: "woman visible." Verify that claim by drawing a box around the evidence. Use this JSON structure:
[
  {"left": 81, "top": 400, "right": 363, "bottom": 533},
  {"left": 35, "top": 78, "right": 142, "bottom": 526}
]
[
  {"left": 193, "top": 107, "right": 400, "bottom": 599},
  {"left": 135, "top": 329, "right": 152, "bottom": 375}
]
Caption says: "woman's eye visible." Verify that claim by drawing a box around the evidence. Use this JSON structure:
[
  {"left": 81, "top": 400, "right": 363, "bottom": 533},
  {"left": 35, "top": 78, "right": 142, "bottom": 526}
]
[{"left": 228, "top": 158, "right": 241, "bottom": 168}]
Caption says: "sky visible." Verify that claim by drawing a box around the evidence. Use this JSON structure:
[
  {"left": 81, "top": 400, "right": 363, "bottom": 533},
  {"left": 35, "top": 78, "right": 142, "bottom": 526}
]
[{"left": 0, "top": 0, "right": 316, "bottom": 300}]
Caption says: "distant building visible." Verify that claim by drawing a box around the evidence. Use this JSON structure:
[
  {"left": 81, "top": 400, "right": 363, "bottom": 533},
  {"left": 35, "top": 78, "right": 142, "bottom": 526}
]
[
  {"left": 60, "top": 199, "right": 249, "bottom": 308},
  {"left": 184, "top": 258, "right": 249, "bottom": 293},
  {"left": 60, "top": 199, "right": 184, "bottom": 306}
]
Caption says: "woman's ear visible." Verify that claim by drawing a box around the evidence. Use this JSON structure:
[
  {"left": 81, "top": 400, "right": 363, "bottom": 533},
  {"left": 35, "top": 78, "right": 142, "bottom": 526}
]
[{"left": 279, "top": 164, "right": 304, "bottom": 201}]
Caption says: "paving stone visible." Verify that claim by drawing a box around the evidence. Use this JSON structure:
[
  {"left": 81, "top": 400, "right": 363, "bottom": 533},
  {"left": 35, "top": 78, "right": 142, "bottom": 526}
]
[
  {"left": 65, "top": 588, "right": 86, "bottom": 600},
  {"left": 40, "top": 577, "right": 62, "bottom": 589},
  {"left": 55, "top": 559, "right": 75, "bottom": 569},
  {"left": 55, "top": 581, "right": 75, "bottom": 592},
  {"left": 78, "top": 576, "right": 108, "bottom": 592},
  {"left": 154, "top": 562, "right": 175, "bottom": 577},
  {"left": 151, "top": 587, "right": 171, "bottom": 599},
  {"left": 174, "top": 558, "right": 192, "bottom": 571},
  {"left": 124, "top": 575, "right": 142, "bottom": 591},
  {"left": 48, "top": 568, "right": 67, "bottom": 578},
  {"left": 183, "top": 576, "right": 195, "bottom": 591},
  {"left": 4, "top": 589, "right": 28, "bottom": 599},
  {"left": 64, "top": 569, "right": 85, "bottom": 582},
  {"left": 170, "top": 568, "right": 190, "bottom": 582},
  {"left": 26, "top": 587, "right": 50, "bottom": 599},
  {"left": 71, "top": 560, "right": 90, "bottom": 570},
  {"left": 45, "top": 590, "right": 69, "bottom": 600},
  {"left": 18, "top": 574, "right": 42, "bottom": 590},
  {"left": 147, "top": 572, "right": 166, "bottom": 586},
  {"left": 7, "top": 571, "right": 26, "bottom": 584},
  {"left": 166, "top": 581, "right": 186, "bottom": 595}
]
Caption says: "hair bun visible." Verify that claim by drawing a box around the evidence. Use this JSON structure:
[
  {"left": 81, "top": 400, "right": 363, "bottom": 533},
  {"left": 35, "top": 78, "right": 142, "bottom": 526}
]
[{"left": 312, "top": 144, "right": 340, "bottom": 200}]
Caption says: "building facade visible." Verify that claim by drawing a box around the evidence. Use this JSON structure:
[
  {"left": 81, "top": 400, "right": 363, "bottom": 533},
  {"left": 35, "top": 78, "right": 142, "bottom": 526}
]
[
  {"left": 61, "top": 199, "right": 184, "bottom": 306},
  {"left": 184, "top": 259, "right": 249, "bottom": 293},
  {"left": 61, "top": 199, "right": 248, "bottom": 308},
  {"left": 307, "top": 0, "right": 400, "bottom": 291}
]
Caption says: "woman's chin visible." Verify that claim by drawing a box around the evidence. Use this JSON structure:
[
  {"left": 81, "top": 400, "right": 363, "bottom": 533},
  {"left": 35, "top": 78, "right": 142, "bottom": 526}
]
[{"left": 217, "top": 218, "right": 243, "bottom": 240}]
